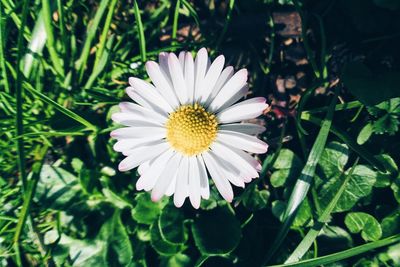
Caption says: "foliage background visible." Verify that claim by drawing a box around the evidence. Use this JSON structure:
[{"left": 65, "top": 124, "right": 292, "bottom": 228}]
[{"left": 1, "top": 0, "right": 400, "bottom": 266}]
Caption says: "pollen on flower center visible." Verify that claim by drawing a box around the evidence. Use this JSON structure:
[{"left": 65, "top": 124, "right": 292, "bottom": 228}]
[{"left": 166, "top": 103, "right": 218, "bottom": 156}]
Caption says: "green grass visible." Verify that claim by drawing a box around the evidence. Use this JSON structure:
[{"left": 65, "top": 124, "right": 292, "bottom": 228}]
[{"left": 1, "top": 1, "right": 400, "bottom": 266}]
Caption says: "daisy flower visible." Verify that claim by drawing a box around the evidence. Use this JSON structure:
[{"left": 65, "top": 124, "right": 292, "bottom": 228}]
[{"left": 111, "top": 48, "right": 269, "bottom": 208}]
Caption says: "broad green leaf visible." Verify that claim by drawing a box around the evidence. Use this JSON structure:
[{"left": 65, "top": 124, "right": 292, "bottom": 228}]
[
  {"left": 271, "top": 200, "right": 312, "bottom": 228},
  {"left": 381, "top": 212, "right": 400, "bottom": 238},
  {"left": 357, "top": 123, "right": 373, "bottom": 145},
  {"left": 150, "top": 222, "right": 184, "bottom": 256},
  {"left": 319, "top": 165, "right": 377, "bottom": 212},
  {"left": 160, "top": 253, "right": 192, "bottom": 267},
  {"left": 192, "top": 205, "right": 242, "bottom": 255},
  {"left": 345, "top": 212, "right": 382, "bottom": 242},
  {"left": 271, "top": 149, "right": 302, "bottom": 187},
  {"left": 34, "top": 165, "right": 88, "bottom": 212},
  {"left": 341, "top": 62, "right": 400, "bottom": 105},
  {"left": 375, "top": 154, "right": 398, "bottom": 187},
  {"left": 241, "top": 186, "right": 270, "bottom": 211},
  {"left": 318, "top": 142, "right": 349, "bottom": 180},
  {"left": 391, "top": 178, "right": 400, "bottom": 204},
  {"left": 131, "top": 193, "right": 167, "bottom": 225},
  {"left": 98, "top": 209, "right": 133, "bottom": 265},
  {"left": 158, "top": 202, "right": 188, "bottom": 244}
]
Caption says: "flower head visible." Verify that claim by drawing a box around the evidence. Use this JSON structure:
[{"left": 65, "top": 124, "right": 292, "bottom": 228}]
[{"left": 111, "top": 48, "right": 268, "bottom": 208}]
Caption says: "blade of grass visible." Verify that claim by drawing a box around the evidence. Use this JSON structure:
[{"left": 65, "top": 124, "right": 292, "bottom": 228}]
[
  {"left": 0, "top": 2, "right": 10, "bottom": 93},
  {"left": 301, "top": 113, "right": 386, "bottom": 172},
  {"left": 133, "top": 0, "right": 147, "bottom": 62},
  {"left": 262, "top": 88, "right": 339, "bottom": 265},
  {"left": 285, "top": 158, "right": 360, "bottom": 263},
  {"left": 215, "top": 0, "right": 235, "bottom": 51},
  {"left": 171, "top": 0, "right": 180, "bottom": 45},
  {"left": 24, "top": 82, "right": 97, "bottom": 131},
  {"left": 0, "top": 0, "right": 31, "bottom": 40},
  {"left": 41, "top": 0, "right": 64, "bottom": 76},
  {"left": 56, "top": 0, "right": 68, "bottom": 72},
  {"left": 181, "top": 0, "right": 200, "bottom": 27},
  {"left": 23, "top": 11, "right": 46, "bottom": 77},
  {"left": 15, "top": 0, "right": 31, "bottom": 192},
  {"left": 13, "top": 146, "right": 48, "bottom": 267},
  {"left": 267, "top": 233, "right": 400, "bottom": 267},
  {"left": 75, "top": 0, "right": 110, "bottom": 82},
  {"left": 93, "top": 0, "right": 117, "bottom": 70},
  {"left": 302, "top": 100, "right": 362, "bottom": 115}
]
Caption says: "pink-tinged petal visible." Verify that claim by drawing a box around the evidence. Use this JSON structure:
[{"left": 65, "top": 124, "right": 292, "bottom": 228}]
[
  {"left": 194, "top": 48, "right": 209, "bottom": 101},
  {"left": 217, "top": 130, "right": 269, "bottom": 154},
  {"left": 217, "top": 97, "right": 268, "bottom": 123},
  {"left": 208, "top": 68, "right": 248, "bottom": 112},
  {"left": 168, "top": 53, "right": 189, "bottom": 104}
]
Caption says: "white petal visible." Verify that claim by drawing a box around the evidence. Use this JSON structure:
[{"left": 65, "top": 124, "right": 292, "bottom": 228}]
[
  {"left": 110, "top": 126, "right": 166, "bottom": 139},
  {"left": 137, "top": 161, "right": 150, "bottom": 176},
  {"left": 211, "top": 142, "right": 260, "bottom": 179},
  {"left": 159, "top": 52, "right": 170, "bottom": 77},
  {"left": 174, "top": 156, "right": 189, "bottom": 207},
  {"left": 113, "top": 137, "right": 164, "bottom": 152},
  {"left": 136, "top": 149, "right": 175, "bottom": 191},
  {"left": 165, "top": 173, "right": 177, "bottom": 196},
  {"left": 205, "top": 66, "right": 234, "bottom": 106},
  {"left": 178, "top": 51, "right": 186, "bottom": 69},
  {"left": 208, "top": 69, "right": 248, "bottom": 112},
  {"left": 128, "top": 77, "right": 173, "bottom": 113},
  {"left": 215, "top": 84, "right": 249, "bottom": 113},
  {"left": 194, "top": 48, "right": 209, "bottom": 101},
  {"left": 168, "top": 53, "right": 188, "bottom": 104},
  {"left": 114, "top": 102, "right": 167, "bottom": 124},
  {"left": 118, "top": 141, "right": 169, "bottom": 171},
  {"left": 217, "top": 97, "right": 268, "bottom": 123},
  {"left": 188, "top": 156, "right": 201, "bottom": 209},
  {"left": 211, "top": 151, "right": 246, "bottom": 187},
  {"left": 219, "top": 123, "right": 266, "bottom": 135},
  {"left": 197, "top": 155, "right": 210, "bottom": 199},
  {"left": 151, "top": 152, "right": 182, "bottom": 201},
  {"left": 199, "top": 55, "right": 225, "bottom": 103},
  {"left": 217, "top": 130, "right": 268, "bottom": 154},
  {"left": 184, "top": 52, "right": 195, "bottom": 103},
  {"left": 145, "top": 61, "right": 180, "bottom": 108},
  {"left": 202, "top": 152, "right": 234, "bottom": 202}
]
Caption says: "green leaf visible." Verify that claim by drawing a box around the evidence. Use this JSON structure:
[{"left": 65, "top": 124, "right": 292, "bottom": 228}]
[
  {"left": 34, "top": 165, "right": 88, "bottom": 212},
  {"left": 192, "top": 205, "right": 242, "bottom": 255},
  {"left": 318, "top": 141, "right": 349, "bottom": 180},
  {"left": 341, "top": 62, "right": 400, "bottom": 105},
  {"left": 375, "top": 154, "right": 398, "bottom": 187},
  {"left": 271, "top": 200, "right": 312, "bottom": 228},
  {"left": 160, "top": 253, "right": 192, "bottom": 267},
  {"left": 98, "top": 209, "right": 133, "bottom": 265},
  {"left": 158, "top": 202, "right": 188, "bottom": 244},
  {"left": 381, "top": 212, "right": 400, "bottom": 238},
  {"left": 319, "top": 165, "right": 377, "bottom": 212},
  {"left": 357, "top": 123, "right": 373, "bottom": 145},
  {"left": 241, "top": 186, "right": 270, "bottom": 211},
  {"left": 345, "top": 212, "right": 382, "bottom": 242},
  {"left": 271, "top": 149, "right": 302, "bottom": 187},
  {"left": 131, "top": 193, "right": 167, "bottom": 225},
  {"left": 150, "top": 222, "right": 184, "bottom": 256}
]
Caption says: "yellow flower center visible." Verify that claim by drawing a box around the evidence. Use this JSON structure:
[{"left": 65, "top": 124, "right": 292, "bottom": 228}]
[{"left": 166, "top": 103, "right": 218, "bottom": 156}]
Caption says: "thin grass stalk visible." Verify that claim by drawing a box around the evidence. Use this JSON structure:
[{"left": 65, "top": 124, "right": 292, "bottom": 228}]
[
  {"left": 13, "top": 146, "right": 48, "bottom": 266},
  {"left": 285, "top": 158, "right": 360, "bottom": 263},
  {"left": 15, "top": 0, "right": 30, "bottom": 193},
  {"left": 263, "top": 88, "right": 339, "bottom": 265},
  {"left": 268, "top": 233, "right": 400, "bottom": 267},
  {"left": 215, "top": 0, "right": 235, "bottom": 51},
  {"left": 41, "top": 0, "right": 64, "bottom": 76},
  {"left": 172, "top": 0, "right": 180, "bottom": 45},
  {"left": 24, "top": 82, "right": 97, "bottom": 131},
  {"left": 133, "top": 0, "right": 147, "bottom": 62},
  {"left": 93, "top": 0, "right": 118, "bottom": 69},
  {"left": 0, "top": 2, "right": 10, "bottom": 93}
]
